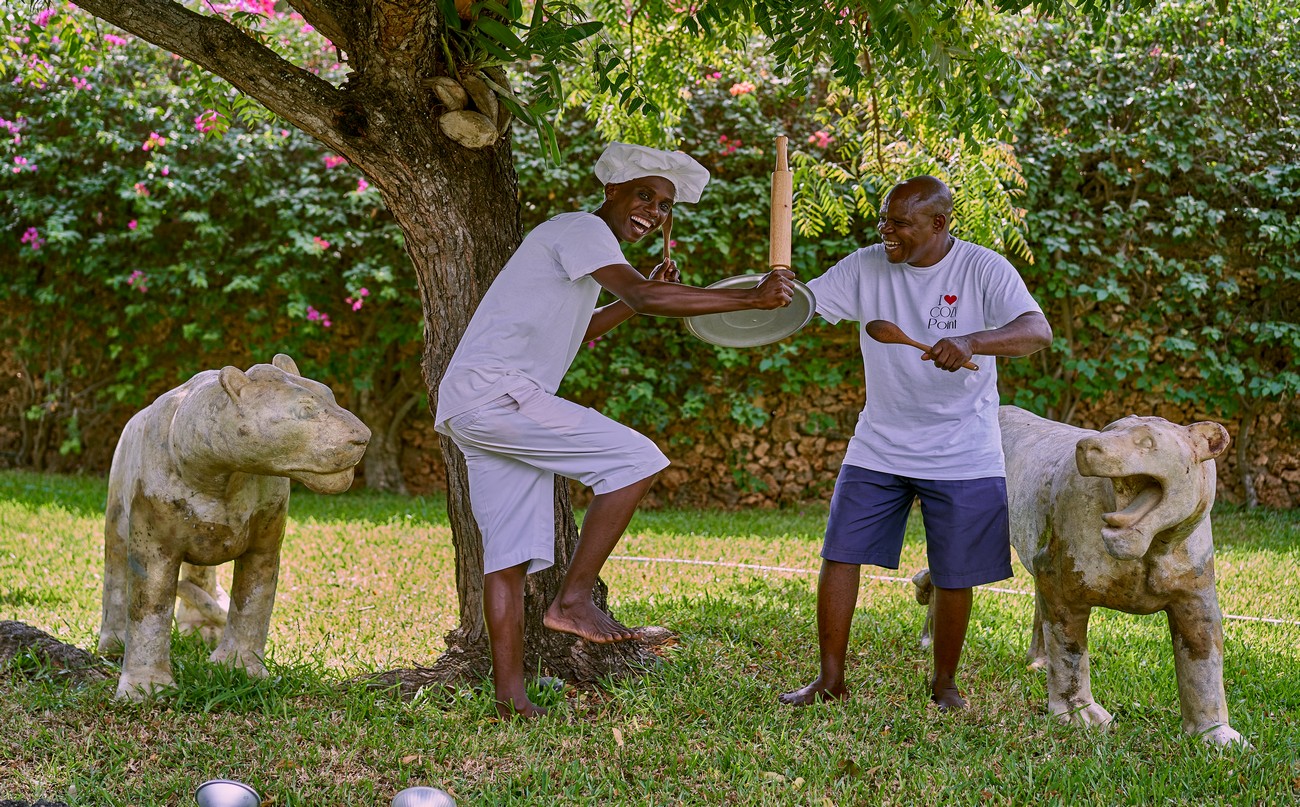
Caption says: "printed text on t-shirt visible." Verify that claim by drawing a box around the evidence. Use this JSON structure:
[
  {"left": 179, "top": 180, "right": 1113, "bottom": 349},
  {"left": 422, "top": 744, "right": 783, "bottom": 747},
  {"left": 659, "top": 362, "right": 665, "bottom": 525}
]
[{"left": 928, "top": 293, "right": 959, "bottom": 331}]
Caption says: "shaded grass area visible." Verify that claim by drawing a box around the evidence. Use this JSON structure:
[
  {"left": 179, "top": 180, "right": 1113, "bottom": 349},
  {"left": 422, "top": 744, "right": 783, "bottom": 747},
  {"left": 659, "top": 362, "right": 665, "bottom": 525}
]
[{"left": 2, "top": 470, "right": 1298, "bottom": 805}]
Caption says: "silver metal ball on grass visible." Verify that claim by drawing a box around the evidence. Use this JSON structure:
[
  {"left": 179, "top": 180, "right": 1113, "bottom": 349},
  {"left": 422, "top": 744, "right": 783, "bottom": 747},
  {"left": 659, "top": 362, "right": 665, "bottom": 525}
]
[
  {"left": 392, "top": 785, "right": 457, "bottom": 807},
  {"left": 194, "top": 779, "right": 261, "bottom": 807}
]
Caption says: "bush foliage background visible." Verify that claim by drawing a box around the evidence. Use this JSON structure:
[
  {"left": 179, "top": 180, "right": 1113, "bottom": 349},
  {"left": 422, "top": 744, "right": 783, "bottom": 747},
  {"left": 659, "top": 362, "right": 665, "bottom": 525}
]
[{"left": 2, "top": 0, "right": 1297, "bottom": 506}]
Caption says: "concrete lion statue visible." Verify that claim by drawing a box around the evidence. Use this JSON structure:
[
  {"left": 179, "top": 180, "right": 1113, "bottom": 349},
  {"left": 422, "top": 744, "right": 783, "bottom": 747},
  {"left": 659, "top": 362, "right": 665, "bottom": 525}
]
[
  {"left": 915, "top": 405, "right": 1243, "bottom": 746},
  {"left": 97, "top": 354, "right": 370, "bottom": 701}
]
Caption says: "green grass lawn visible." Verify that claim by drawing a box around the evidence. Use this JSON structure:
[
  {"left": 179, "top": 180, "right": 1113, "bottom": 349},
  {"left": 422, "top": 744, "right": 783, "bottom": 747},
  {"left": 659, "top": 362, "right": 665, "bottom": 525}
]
[{"left": 1, "top": 469, "right": 1297, "bottom": 806}]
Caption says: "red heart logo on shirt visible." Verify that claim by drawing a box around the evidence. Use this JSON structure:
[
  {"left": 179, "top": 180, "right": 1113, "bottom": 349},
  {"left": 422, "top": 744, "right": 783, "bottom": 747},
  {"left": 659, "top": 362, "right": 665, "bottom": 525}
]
[{"left": 944, "top": 295, "right": 958, "bottom": 304}]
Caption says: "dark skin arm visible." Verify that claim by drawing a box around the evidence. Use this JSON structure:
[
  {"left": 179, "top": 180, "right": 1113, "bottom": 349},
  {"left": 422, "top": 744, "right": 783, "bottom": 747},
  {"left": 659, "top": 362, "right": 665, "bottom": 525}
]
[
  {"left": 583, "top": 260, "right": 795, "bottom": 342},
  {"left": 584, "top": 259, "right": 681, "bottom": 342},
  {"left": 924, "top": 311, "right": 1053, "bottom": 372}
]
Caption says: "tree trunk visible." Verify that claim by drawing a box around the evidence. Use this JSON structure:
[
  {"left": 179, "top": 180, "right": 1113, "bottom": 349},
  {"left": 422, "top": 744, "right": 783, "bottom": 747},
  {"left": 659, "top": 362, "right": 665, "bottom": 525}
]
[
  {"left": 355, "top": 371, "right": 422, "bottom": 495},
  {"left": 1236, "top": 400, "right": 1259, "bottom": 509}
]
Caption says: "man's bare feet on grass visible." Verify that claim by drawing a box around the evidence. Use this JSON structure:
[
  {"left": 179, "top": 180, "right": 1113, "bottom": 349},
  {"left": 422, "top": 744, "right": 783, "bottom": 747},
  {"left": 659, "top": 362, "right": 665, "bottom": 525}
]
[
  {"left": 496, "top": 696, "right": 550, "bottom": 719},
  {"left": 543, "top": 599, "right": 639, "bottom": 643},
  {"left": 778, "top": 678, "right": 850, "bottom": 706},
  {"left": 930, "top": 685, "right": 968, "bottom": 712}
]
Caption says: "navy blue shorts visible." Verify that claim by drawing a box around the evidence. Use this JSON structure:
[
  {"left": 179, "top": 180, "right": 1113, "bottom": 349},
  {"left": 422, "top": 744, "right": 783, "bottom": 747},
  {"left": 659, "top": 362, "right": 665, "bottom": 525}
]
[{"left": 821, "top": 464, "right": 1012, "bottom": 588}]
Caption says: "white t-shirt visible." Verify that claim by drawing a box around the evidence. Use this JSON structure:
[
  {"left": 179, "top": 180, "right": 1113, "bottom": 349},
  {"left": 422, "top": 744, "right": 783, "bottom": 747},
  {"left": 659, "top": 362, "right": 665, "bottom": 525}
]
[
  {"left": 435, "top": 212, "right": 627, "bottom": 429},
  {"left": 807, "top": 238, "right": 1042, "bottom": 479}
]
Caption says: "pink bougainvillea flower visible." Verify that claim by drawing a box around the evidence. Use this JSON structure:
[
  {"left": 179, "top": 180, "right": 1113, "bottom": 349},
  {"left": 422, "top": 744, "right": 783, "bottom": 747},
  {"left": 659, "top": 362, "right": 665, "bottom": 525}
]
[
  {"left": 728, "top": 81, "right": 756, "bottom": 96},
  {"left": 142, "top": 131, "right": 166, "bottom": 151},
  {"left": 12, "top": 155, "right": 35, "bottom": 173},
  {"left": 34, "top": 8, "right": 56, "bottom": 27},
  {"left": 133, "top": 182, "right": 149, "bottom": 197},
  {"left": 194, "top": 109, "right": 221, "bottom": 133},
  {"left": 312, "top": 236, "right": 330, "bottom": 250},
  {"left": 71, "top": 77, "right": 91, "bottom": 91},
  {"left": 103, "top": 34, "right": 127, "bottom": 48},
  {"left": 306, "top": 305, "right": 322, "bottom": 321},
  {"left": 717, "top": 134, "right": 741, "bottom": 156},
  {"left": 20, "top": 226, "right": 44, "bottom": 251},
  {"left": 161, "top": 166, "right": 170, "bottom": 176},
  {"left": 356, "top": 178, "right": 369, "bottom": 193},
  {"left": 127, "top": 219, "right": 137, "bottom": 230},
  {"left": 127, "top": 270, "right": 148, "bottom": 292},
  {"left": 323, "top": 155, "right": 346, "bottom": 168},
  {"left": 807, "top": 130, "right": 834, "bottom": 149},
  {"left": 213, "top": 0, "right": 275, "bottom": 16}
]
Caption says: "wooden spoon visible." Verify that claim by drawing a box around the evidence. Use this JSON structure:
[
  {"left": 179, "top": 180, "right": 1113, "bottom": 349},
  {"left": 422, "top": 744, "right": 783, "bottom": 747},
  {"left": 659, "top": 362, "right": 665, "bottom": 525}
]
[
  {"left": 662, "top": 209, "right": 672, "bottom": 264},
  {"left": 865, "top": 319, "right": 979, "bottom": 371}
]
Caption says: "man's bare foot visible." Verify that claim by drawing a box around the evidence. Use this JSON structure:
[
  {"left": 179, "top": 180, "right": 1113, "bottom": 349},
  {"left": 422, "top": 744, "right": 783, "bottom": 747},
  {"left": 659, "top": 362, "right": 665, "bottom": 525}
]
[
  {"left": 778, "top": 678, "right": 849, "bottom": 706},
  {"left": 930, "top": 686, "right": 968, "bottom": 712},
  {"left": 543, "top": 599, "right": 639, "bottom": 643},
  {"left": 496, "top": 696, "right": 550, "bottom": 719}
]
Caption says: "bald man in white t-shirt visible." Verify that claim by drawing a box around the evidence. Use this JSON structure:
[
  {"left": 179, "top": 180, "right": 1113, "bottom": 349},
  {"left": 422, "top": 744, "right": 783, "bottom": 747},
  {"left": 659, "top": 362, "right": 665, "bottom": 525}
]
[{"left": 779, "top": 176, "right": 1052, "bottom": 712}]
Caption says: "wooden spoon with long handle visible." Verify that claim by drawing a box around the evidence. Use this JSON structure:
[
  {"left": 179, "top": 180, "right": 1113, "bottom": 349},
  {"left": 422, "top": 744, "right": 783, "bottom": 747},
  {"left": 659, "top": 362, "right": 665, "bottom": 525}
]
[
  {"left": 662, "top": 210, "right": 672, "bottom": 264},
  {"left": 656, "top": 211, "right": 683, "bottom": 283},
  {"left": 865, "top": 319, "right": 979, "bottom": 371}
]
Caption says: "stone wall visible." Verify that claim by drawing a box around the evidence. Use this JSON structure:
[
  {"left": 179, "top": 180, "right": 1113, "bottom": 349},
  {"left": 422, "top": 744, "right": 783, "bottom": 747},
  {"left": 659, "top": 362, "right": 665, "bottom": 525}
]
[{"left": 397, "top": 384, "right": 1300, "bottom": 510}]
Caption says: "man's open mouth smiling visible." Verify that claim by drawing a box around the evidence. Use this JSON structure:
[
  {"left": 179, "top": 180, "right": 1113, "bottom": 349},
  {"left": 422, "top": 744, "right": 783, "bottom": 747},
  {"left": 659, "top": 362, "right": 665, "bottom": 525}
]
[{"left": 630, "top": 215, "right": 654, "bottom": 236}]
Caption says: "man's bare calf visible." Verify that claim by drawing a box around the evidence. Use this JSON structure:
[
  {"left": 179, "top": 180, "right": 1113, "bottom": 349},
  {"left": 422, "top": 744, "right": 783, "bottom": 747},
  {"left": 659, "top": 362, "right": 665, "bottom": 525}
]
[{"left": 542, "top": 476, "right": 656, "bottom": 644}]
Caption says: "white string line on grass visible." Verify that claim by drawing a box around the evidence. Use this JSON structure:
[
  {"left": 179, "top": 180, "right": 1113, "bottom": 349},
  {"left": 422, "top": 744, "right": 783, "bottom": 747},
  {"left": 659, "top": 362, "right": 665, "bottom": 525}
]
[{"left": 609, "top": 554, "right": 1300, "bottom": 628}]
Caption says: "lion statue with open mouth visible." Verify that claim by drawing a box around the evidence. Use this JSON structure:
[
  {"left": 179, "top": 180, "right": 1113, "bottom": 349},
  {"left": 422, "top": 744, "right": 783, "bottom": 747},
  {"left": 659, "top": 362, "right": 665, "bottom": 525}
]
[{"left": 915, "top": 406, "right": 1243, "bottom": 746}]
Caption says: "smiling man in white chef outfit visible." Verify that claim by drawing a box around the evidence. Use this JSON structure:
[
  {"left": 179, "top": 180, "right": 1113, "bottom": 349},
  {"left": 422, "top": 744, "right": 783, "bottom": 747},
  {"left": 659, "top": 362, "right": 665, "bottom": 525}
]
[{"left": 436, "top": 142, "right": 797, "bottom": 718}]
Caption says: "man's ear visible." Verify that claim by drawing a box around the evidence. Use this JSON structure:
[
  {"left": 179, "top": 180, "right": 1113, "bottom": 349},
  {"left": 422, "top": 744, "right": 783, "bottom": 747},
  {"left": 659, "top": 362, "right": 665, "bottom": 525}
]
[{"left": 933, "top": 213, "right": 948, "bottom": 233}]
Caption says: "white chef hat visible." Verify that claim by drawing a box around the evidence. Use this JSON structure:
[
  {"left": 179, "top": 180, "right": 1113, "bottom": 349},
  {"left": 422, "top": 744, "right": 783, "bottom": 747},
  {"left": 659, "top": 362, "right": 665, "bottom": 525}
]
[{"left": 594, "top": 142, "right": 711, "bottom": 204}]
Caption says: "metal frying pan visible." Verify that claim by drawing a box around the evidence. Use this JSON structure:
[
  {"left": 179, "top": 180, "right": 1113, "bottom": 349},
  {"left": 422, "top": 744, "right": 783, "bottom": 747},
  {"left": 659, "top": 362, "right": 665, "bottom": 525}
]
[{"left": 686, "top": 135, "right": 815, "bottom": 347}]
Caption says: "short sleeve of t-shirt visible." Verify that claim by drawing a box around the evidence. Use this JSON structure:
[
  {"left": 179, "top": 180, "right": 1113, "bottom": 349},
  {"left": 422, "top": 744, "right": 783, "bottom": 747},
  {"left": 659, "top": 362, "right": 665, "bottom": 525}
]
[
  {"left": 550, "top": 214, "right": 627, "bottom": 281},
  {"left": 807, "top": 251, "right": 866, "bottom": 325}
]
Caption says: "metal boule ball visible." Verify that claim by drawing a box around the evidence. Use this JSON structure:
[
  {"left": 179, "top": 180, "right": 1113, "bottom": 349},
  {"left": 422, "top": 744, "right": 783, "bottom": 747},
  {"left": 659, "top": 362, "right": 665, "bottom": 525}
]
[
  {"left": 194, "top": 779, "right": 260, "bottom": 807},
  {"left": 391, "top": 786, "right": 457, "bottom": 807}
]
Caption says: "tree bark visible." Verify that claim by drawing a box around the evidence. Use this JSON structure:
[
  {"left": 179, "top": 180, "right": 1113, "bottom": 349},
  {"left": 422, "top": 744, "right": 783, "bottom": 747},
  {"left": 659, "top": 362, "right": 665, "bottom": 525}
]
[
  {"left": 356, "top": 366, "right": 422, "bottom": 494},
  {"left": 75, "top": 0, "right": 663, "bottom": 692},
  {"left": 1236, "top": 399, "right": 1259, "bottom": 509}
]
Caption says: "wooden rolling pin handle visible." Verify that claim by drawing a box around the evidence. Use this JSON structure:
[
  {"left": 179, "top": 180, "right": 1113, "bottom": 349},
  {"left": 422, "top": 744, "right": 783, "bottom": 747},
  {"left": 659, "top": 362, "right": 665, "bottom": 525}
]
[{"left": 769, "top": 135, "right": 793, "bottom": 271}]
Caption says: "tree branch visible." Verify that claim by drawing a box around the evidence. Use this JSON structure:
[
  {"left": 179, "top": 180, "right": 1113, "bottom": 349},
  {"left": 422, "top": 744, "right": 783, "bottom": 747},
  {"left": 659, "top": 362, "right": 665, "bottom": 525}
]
[
  {"left": 73, "top": 0, "right": 348, "bottom": 148},
  {"left": 285, "top": 0, "right": 358, "bottom": 55}
]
